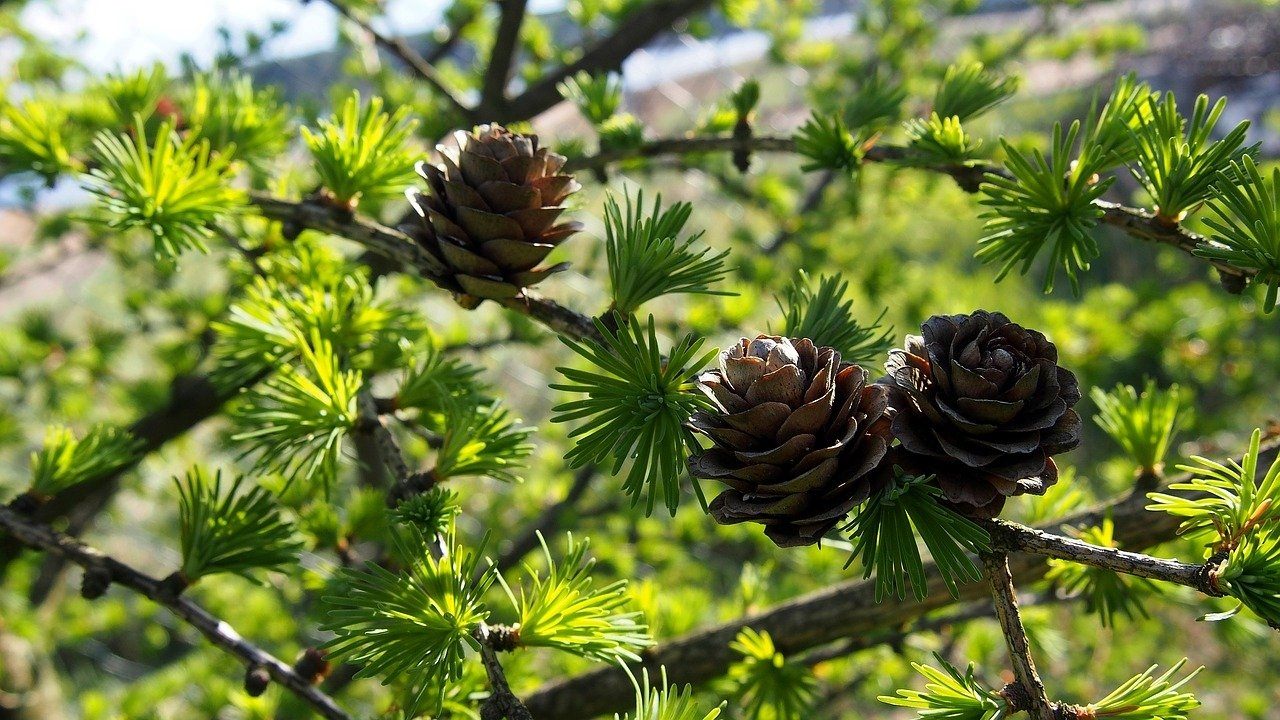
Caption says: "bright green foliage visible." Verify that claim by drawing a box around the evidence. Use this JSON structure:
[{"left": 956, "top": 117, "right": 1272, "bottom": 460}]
[
  {"left": 1083, "top": 73, "right": 1154, "bottom": 168},
  {"left": 604, "top": 190, "right": 733, "bottom": 316},
  {"left": 844, "top": 469, "right": 990, "bottom": 601},
  {"left": 793, "top": 112, "right": 861, "bottom": 174},
  {"left": 84, "top": 120, "right": 245, "bottom": 258},
  {"left": 731, "top": 79, "right": 761, "bottom": 118},
  {"left": 0, "top": 98, "right": 75, "bottom": 178},
  {"left": 230, "top": 334, "right": 362, "bottom": 492},
  {"left": 904, "top": 113, "right": 980, "bottom": 162},
  {"left": 28, "top": 424, "right": 142, "bottom": 497},
  {"left": 183, "top": 73, "right": 290, "bottom": 166},
  {"left": 726, "top": 628, "right": 816, "bottom": 720},
  {"left": 773, "top": 271, "right": 891, "bottom": 365},
  {"left": 213, "top": 243, "right": 413, "bottom": 384},
  {"left": 559, "top": 71, "right": 624, "bottom": 125},
  {"left": 301, "top": 91, "right": 418, "bottom": 207},
  {"left": 98, "top": 64, "right": 168, "bottom": 125},
  {"left": 323, "top": 528, "right": 494, "bottom": 715},
  {"left": 977, "top": 121, "right": 1113, "bottom": 293},
  {"left": 433, "top": 399, "right": 534, "bottom": 484},
  {"left": 1128, "top": 92, "right": 1251, "bottom": 224},
  {"left": 1083, "top": 660, "right": 1201, "bottom": 720},
  {"left": 845, "top": 73, "right": 906, "bottom": 130},
  {"left": 1091, "top": 379, "right": 1184, "bottom": 476},
  {"left": 175, "top": 468, "right": 302, "bottom": 583},
  {"left": 879, "top": 655, "right": 1009, "bottom": 720},
  {"left": 497, "top": 533, "right": 650, "bottom": 661},
  {"left": 391, "top": 488, "right": 462, "bottom": 536},
  {"left": 1148, "top": 429, "right": 1280, "bottom": 552},
  {"left": 598, "top": 113, "right": 646, "bottom": 150},
  {"left": 551, "top": 315, "right": 716, "bottom": 515},
  {"left": 617, "top": 667, "right": 724, "bottom": 720},
  {"left": 395, "top": 341, "right": 486, "bottom": 411},
  {"left": 1215, "top": 530, "right": 1280, "bottom": 626},
  {"left": 1044, "top": 518, "right": 1164, "bottom": 627},
  {"left": 1200, "top": 156, "right": 1280, "bottom": 311},
  {"left": 931, "top": 61, "right": 1017, "bottom": 122}
]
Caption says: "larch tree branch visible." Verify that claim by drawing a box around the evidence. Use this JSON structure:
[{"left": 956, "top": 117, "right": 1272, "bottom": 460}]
[
  {"left": 480, "top": 0, "right": 530, "bottom": 116},
  {"left": 518, "top": 437, "right": 1280, "bottom": 720},
  {"left": 981, "top": 549, "right": 1056, "bottom": 720},
  {"left": 498, "top": 0, "right": 718, "bottom": 121},
  {"left": 569, "top": 134, "right": 1257, "bottom": 290},
  {"left": 0, "top": 506, "right": 355, "bottom": 720},
  {"left": 318, "top": 0, "right": 476, "bottom": 121}
]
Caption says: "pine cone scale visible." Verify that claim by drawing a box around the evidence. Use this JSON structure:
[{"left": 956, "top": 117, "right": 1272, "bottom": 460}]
[
  {"left": 406, "top": 124, "right": 579, "bottom": 300},
  {"left": 689, "top": 336, "right": 892, "bottom": 547},
  {"left": 880, "top": 310, "right": 1082, "bottom": 518}
]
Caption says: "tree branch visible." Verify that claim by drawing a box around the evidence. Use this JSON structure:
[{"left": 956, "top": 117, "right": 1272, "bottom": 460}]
[
  {"left": 498, "top": 0, "right": 717, "bottom": 121},
  {"left": 480, "top": 0, "right": 530, "bottom": 115},
  {"left": 983, "top": 519, "right": 1225, "bottom": 596},
  {"left": 248, "top": 193, "right": 604, "bottom": 344},
  {"left": 474, "top": 624, "right": 534, "bottom": 720},
  {"left": 980, "top": 549, "right": 1056, "bottom": 720},
  {"left": 493, "top": 466, "right": 597, "bottom": 574},
  {"left": 0, "top": 369, "right": 269, "bottom": 583},
  {"left": 519, "top": 436, "right": 1280, "bottom": 720},
  {"left": 0, "top": 506, "right": 354, "bottom": 720},
  {"left": 570, "top": 134, "right": 1256, "bottom": 289},
  {"left": 318, "top": 0, "right": 475, "bottom": 121}
]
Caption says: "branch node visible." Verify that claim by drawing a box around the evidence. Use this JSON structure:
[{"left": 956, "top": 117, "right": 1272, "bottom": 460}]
[
  {"left": 244, "top": 665, "right": 271, "bottom": 697},
  {"left": 80, "top": 564, "right": 112, "bottom": 600}
]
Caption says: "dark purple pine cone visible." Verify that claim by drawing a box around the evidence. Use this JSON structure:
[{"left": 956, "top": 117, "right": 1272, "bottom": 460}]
[
  {"left": 405, "top": 125, "right": 581, "bottom": 301},
  {"left": 879, "top": 310, "right": 1082, "bottom": 518},
  {"left": 687, "top": 336, "right": 893, "bottom": 547}
]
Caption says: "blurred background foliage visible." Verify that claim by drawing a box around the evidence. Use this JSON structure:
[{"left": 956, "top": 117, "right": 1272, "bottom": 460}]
[{"left": 0, "top": 0, "right": 1279, "bottom": 717}]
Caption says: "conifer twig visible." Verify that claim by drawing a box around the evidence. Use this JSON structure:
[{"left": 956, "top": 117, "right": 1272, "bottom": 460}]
[
  {"left": 0, "top": 505, "right": 354, "bottom": 720},
  {"left": 980, "top": 549, "right": 1056, "bottom": 720},
  {"left": 317, "top": 0, "right": 474, "bottom": 120},
  {"left": 571, "top": 135, "right": 1256, "bottom": 288}
]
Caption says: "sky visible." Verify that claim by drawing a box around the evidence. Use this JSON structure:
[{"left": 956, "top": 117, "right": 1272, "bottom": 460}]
[{"left": 17, "top": 0, "right": 457, "bottom": 70}]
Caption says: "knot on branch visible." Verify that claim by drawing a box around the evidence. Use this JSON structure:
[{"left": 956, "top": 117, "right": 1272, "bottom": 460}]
[
  {"left": 1195, "top": 550, "right": 1231, "bottom": 598},
  {"left": 244, "top": 664, "right": 271, "bottom": 697},
  {"left": 485, "top": 623, "right": 522, "bottom": 652},
  {"left": 8, "top": 491, "right": 46, "bottom": 516},
  {"left": 998, "top": 683, "right": 1090, "bottom": 720},
  {"left": 157, "top": 570, "right": 190, "bottom": 600},
  {"left": 294, "top": 647, "right": 332, "bottom": 685},
  {"left": 80, "top": 565, "right": 112, "bottom": 600}
]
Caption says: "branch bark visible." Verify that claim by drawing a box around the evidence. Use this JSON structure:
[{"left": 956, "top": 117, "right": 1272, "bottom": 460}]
[
  {"left": 570, "top": 135, "right": 1257, "bottom": 289},
  {"left": 519, "top": 437, "right": 1280, "bottom": 720},
  {"left": 981, "top": 549, "right": 1055, "bottom": 720},
  {"left": 0, "top": 506, "right": 354, "bottom": 720},
  {"left": 480, "top": 0, "right": 530, "bottom": 115},
  {"left": 319, "top": 0, "right": 475, "bottom": 121},
  {"left": 248, "top": 193, "right": 604, "bottom": 344},
  {"left": 498, "top": 0, "right": 718, "bottom": 121}
]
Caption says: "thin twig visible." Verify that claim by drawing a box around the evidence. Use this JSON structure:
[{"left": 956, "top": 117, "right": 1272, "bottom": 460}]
[
  {"left": 247, "top": 193, "right": 605, "bottom": 344},
  {"left": 474, "top": 624, "right": 534, "bottom": 720},
  {"left": 519, "top": 437, "right": 1280, "bottom": 720},
  {"left": 983, "top": 519, "right": 1225, "bottom": 597},
  {"left": 480, "top": 0, "right": 530, "bottom": 115},
  {"left": 499, "top": 0, "right": 718, "bottom": 121},
  {"left": 569, "top": 135, "right": 1255, "bottom": 288},
  {"left": 494, "top": 466, "right": 597, "bottom": 574},
  {"left": 318, "top": 0, "right": 474, "bottom": 120},
  {"left": 0, "top": 506, "right": 354, "bottom": 720},
  {"left": 980, "top": 549, "right": 1056, "bottom": 720}
]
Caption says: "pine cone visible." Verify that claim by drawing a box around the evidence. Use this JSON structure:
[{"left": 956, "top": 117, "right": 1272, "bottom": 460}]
[
  {"left": 406, "top": 125, "right": 581, "bottom": 300},
  {"left": 880, "top": 310, "right": 1082, "bottom": 518},
  {"left": 687, "top": 336, "right": 892, "bottom": 547}
]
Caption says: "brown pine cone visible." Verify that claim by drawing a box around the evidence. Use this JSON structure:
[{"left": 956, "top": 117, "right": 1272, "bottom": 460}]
[
  {"left": 406, "top": 124, "right": 581, "bottom": 301},
  {"left": 879, "top": 310, "right": 1082, "bottom": 518},
  {"left": 687, "top": 336, "right": 892, "bottom": 547}
]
